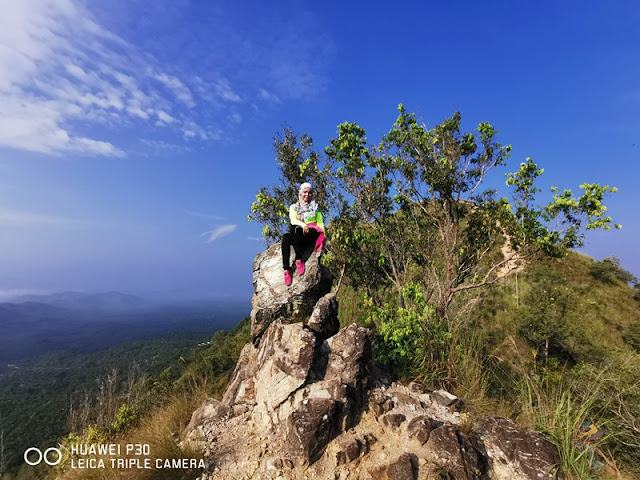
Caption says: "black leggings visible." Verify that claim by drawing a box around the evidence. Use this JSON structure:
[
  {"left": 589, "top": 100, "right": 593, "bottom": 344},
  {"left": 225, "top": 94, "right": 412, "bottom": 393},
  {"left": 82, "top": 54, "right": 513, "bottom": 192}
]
[{"left": 282, "top": 225, "right": 320, "bottom": 269}]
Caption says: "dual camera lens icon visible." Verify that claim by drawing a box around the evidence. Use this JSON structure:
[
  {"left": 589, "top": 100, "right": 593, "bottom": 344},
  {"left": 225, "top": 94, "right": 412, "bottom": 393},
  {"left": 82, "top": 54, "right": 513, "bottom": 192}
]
[{"left": 24, "top": 447, "right": 62, "bottom": 466}]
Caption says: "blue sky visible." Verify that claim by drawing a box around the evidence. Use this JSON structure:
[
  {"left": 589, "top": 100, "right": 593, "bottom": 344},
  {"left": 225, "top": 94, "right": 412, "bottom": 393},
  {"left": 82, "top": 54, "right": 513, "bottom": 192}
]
[{"left": 1, "top": 0, "right": 638, "bottom": 302}]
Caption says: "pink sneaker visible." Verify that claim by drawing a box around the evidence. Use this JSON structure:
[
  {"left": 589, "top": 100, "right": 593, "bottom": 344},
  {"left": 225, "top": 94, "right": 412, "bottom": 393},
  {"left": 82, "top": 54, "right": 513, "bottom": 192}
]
[
  {"left": 284, "top": 268, "right": 293, "bottom": 286},
  {"left": 296, "top": 259, "right": 305, "bottom": 275}
]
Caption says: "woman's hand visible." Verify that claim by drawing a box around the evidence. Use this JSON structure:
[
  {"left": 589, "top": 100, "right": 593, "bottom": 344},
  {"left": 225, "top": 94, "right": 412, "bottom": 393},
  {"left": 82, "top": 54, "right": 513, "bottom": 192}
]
[{"left": 303, "top": 225, "right": 309, "bottom": 234}]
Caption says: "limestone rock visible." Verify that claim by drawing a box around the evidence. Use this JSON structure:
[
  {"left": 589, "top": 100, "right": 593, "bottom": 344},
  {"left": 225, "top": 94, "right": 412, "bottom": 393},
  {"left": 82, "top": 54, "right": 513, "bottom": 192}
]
[
  {"left": 222, "top": 342, "right": 258, "bottom": 407},
  {"left": 307, "top": 292, "right": 340, "bottom": 339},
  {"left": 286, "top": 397, "right": 341, "bottom": 463},
  {"left": 251, "top": 243, "right": 333, "bottom": 340},
  {"left": 426, "top": 424, "right": 486, "bottom": 480},
  {"left": 185, "top": 398, "right": 229, "bottom": 434},
  {"left": 368, "top": 453, "right": 415, "bottom": 480},
  {"left": 406, "top": 415, "right": 438, "bottom": 445},
  {"left": 222, "top": 320, "right": 316, "bottom": 413},
  {"left": 253, "top": 320, "right": 316, "bottom": 411},
  {"left": 381, "top": 413, "right": 406, "bottom": 430},
  {"left": 325, "top": 324, "right": 372, "bottom": 388},
  {"left": 479, "top": 416, "right": 564, "bottom": 480}
]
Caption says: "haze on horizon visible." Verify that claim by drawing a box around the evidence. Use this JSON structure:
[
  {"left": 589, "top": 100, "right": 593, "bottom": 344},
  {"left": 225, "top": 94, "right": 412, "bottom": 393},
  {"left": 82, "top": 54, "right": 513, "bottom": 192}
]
[{"left": 1, "top": 1, "right": 638, "bottom": 300}]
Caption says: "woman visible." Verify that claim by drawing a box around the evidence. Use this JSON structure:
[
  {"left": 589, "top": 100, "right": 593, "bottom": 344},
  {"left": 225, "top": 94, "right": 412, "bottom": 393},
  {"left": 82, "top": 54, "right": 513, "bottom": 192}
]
[{"left": 282, "top": 182, "right": 325, "bottom": 286}]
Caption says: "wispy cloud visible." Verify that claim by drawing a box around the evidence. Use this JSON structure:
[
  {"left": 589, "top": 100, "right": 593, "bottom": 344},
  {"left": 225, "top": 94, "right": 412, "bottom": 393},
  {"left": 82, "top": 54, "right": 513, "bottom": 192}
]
[
  {"left": 0, "top": 1, "right": 238, "bottom": 157},
  {"left": 185, "top": 210, "right": 225, "bottom": 221},
  {"left": 258, "top": 88, "right": 281, "bottom": 103},
  {"left": 139, "top": 139, "right": 191, "bottom": 156},
  {"left": 0, "top": 1, "right": 333, "bottom": 157},
  {"left": 0, "top": 207, "right": 83, "bottom": 228},
  {"left": 201, "top": 224, "right": 237, "bottom": 243}
]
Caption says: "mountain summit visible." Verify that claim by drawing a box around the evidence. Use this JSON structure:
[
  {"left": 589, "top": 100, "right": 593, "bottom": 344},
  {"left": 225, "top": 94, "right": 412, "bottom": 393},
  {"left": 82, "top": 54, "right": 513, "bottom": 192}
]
[{"left": 185, "top": 244, "right": 562, "bottom": 480}]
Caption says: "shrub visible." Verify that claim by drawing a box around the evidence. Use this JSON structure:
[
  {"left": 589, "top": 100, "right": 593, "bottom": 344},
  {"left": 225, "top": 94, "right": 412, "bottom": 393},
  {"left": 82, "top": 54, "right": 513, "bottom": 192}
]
[
  {"left": 112, "top": 403, "right": 137, "bottom": 432},
  {"left": 590, "top": 256, "right": 636, "bottom": 284},
  {"left": 517, "top": 266, "right": 577, "bottom": 364},
  {"left": 622, "top": 324, "right": 640, "bottom": 354}
]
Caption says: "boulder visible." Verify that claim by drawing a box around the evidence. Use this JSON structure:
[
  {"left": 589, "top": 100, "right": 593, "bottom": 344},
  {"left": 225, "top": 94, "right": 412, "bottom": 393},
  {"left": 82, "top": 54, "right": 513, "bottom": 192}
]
[
  {"left": 222, "top": 342, "right": 259, "bottom": 407},
  {"left": 426, "top": 424, "right": 486, "bottom": 480},
  {"left": 406, "top": 415, "right": 438, "bottom": 445},
  {"left": 479, "top": 416, "right": 563, "bottom": 480},
  {"left": 307, "top": 292, "right": 340, "bottom": 339},
  {"left": 251, "top": 243, "right": 333, "bottom": 341},
  {"left": 286, "top": 397, "right": 341, "bottom": 463},
  {"left": 185, "top": 398, "right": 229, "bottom": 434},
  {"left": 224, "top": 320, "right": 316, "bottom": 412},
  {"left": 253, "top": 320, "right": 316, "bottom": 411},
  {"left": 368, "top": 453, "right": 415, "bottom": 480},
  {"left": 325, "top": 323, "right": 372, "bottom": 388}
]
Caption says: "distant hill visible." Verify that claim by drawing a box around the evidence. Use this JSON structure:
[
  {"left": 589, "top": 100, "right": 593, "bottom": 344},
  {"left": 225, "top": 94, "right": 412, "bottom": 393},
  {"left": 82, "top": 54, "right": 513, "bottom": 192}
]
[
  {"left": 0, "top": 292, "right": 250, "bottom": 365},
  {"left": 11, "top": 290, "right": 147, "bottom": 310}
]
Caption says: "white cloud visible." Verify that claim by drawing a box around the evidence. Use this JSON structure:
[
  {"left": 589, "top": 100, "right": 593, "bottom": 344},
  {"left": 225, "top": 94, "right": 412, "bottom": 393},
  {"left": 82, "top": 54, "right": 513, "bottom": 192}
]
[
  {"left": 258, "top": 88, "right": 280, "bottom": 103},
  {"left": 213, "top": 79, "right": 241, "bottom": 102},
  {"left": 0, "top": 0, "right": 215, "bottom": 157},
  {"left": 0, "top": 1, "right": 333, "bottom": 157},
  {"left": 154, "top": 73, "right": 195, "bottom": 108},
  {"left": 185, "top": 210, "right": 224, "bottom": 221},
  {"left": 157, "top": 110, "right": 174, "bottom": 123},
  {"left": 0, "top": 207, "right": 83, "bottom": 227},
  {"left": 140, "top": 139, "right": 191, "bottom": 155},
  {"left": 201, "top": 224, "right": 237, "bottom": 243}
]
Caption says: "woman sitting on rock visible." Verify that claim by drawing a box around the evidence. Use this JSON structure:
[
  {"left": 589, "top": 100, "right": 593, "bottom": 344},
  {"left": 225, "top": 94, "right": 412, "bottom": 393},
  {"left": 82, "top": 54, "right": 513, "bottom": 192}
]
[{"left": 282, "top": 182, "right": 325, "bottom": 286}]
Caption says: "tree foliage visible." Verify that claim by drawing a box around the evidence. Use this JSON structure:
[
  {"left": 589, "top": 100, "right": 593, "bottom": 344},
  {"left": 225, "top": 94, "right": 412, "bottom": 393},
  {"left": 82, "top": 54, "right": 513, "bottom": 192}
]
[{"left": 250, "top": 105, "right": 620, "bottom": 325}]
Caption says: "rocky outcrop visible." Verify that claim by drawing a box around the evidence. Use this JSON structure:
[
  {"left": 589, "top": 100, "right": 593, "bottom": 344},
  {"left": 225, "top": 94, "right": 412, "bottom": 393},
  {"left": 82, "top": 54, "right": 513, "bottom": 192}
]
[
  {"left": 479, "top": 417, "right": 564, "bottom": 480},
  {"left": 186, "top": 246, "right": 565, "bottom": 480},
  {"left": 251, "top": 243, "right": 333, "bottom": 341}
]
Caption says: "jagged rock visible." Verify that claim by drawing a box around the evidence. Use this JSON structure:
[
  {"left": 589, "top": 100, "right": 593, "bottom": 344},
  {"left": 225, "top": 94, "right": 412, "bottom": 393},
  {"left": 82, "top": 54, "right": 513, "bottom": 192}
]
[
  {"left": 251, "top": 243, "right": 333, "bottom": 341},
  {"left": 286, "top": 397, "right": 341, "bottom": 463},
  {"left": 335, "top": 436, "right": 362, "bottom": 465},
  {"left": 193, "top": 245, "right": 567, "bottom": 480},
  {"left": 426, "top": 424, "right": 486, "bottom": 479},
  {"left": 307, "top": 292, "right": 340, "bottom": 339},
  {"left": 381, "top": 413, "right": 406, "bottom": 430},
  {"left": 479, "top": 416, "right": 564, "bottom": 480},
  {"left": 186, "top": 398, "right": 229, "bottom": 434},
  {"left": 369, "top": 391, "right": 394, "bottom": 416},
  {"left": 325, "top": 323, "right": 372, "bottom": 387},
  {"left": 368, "top": 453, "right": 415, "bottom": 480},
  {"left": 408, "top": 382, "right": 427, "bottom": 394},
  {"left": 222, "top": 320, "right": 316, "bottom": 412},
  {"left": 253, "top": 320, "right": 316, "bottom": 411},
  {"left": 431, "top": 390, "right": 463, "bottom": 411},
  {"left": 407, "top": 415, "right": 438, "bottom": 445},
  {"left": 391, "top": 391, "right": 423, "bottom": 410},
  {"left": 222, "top": 343, "right": 258, "bottom": 407}
]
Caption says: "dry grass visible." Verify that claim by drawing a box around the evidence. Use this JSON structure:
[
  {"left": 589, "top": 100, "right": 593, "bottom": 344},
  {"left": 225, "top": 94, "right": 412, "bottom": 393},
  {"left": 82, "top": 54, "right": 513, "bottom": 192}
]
[{"left": 50, "top": 387, "right": 209, "bottom": 480}]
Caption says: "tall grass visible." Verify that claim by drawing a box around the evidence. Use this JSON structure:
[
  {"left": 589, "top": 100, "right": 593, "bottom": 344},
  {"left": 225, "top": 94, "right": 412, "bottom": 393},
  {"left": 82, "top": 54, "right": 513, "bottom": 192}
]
[
  {"left": 517, "top": 370, "right": 610, "bottom": 480},
  {"left": 52, "top": 387, "right": 208, "bottom": 480}
]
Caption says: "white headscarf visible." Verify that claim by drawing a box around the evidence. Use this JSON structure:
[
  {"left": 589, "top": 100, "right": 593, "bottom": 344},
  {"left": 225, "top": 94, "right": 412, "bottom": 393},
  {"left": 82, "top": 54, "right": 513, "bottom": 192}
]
[{"left": 296, "top": 182, "right": 318, "bottom": 220}]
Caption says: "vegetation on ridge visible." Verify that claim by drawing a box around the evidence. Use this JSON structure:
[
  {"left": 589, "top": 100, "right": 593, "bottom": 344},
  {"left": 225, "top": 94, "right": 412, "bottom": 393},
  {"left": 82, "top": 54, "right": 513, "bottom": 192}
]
[{"left": 249, "top": 107, "right": 639, "bottom": 477}]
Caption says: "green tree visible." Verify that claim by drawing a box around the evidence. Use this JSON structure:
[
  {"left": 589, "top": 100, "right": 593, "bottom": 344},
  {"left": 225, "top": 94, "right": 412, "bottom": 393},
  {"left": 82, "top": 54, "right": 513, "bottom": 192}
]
[
  {"left": 250, "top": 106, "right": 619, "bottom": 326},
  {"left": 248, "top": 127, "right": 337, "bottom": 244},
  {"left": 590, "top": 256, "right": 637, "bottom": 284}
]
